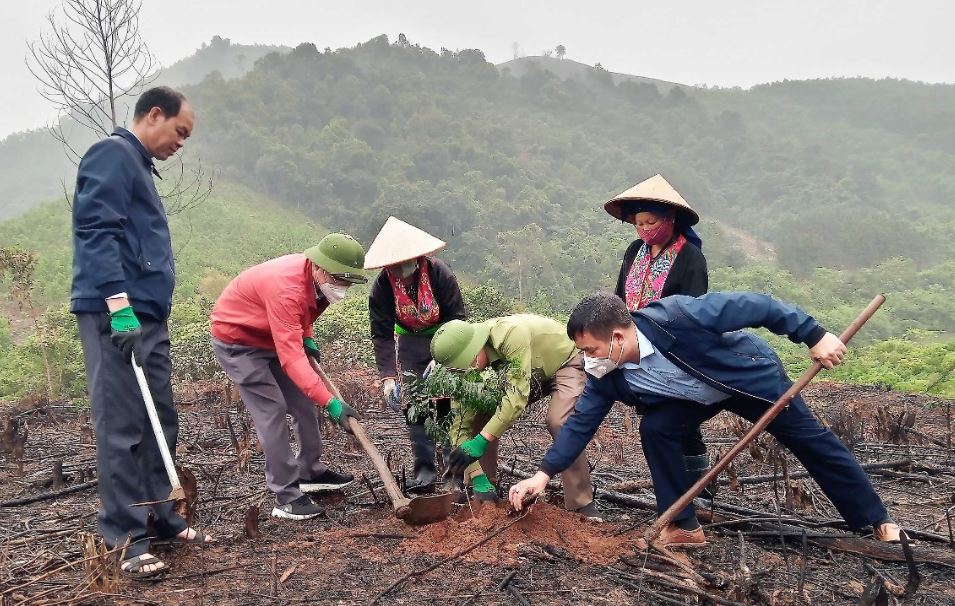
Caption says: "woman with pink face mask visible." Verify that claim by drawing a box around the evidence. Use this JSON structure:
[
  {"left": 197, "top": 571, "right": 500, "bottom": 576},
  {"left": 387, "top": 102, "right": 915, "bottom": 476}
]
[
  {"left": 606, "top": 174, "right": 708, "bottom": 309},
  {"left": 605, "top": 174, "right": 711, "bottom": 495}
]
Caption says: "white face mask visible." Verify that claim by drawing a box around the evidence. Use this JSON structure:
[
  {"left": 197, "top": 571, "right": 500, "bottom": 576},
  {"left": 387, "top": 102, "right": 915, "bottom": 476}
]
[
  {"left": 319, "top": 282, "right": 349, "bottom": 305},
  {"left": 583, "top": 335, "right": 624, "bottom": 379}
]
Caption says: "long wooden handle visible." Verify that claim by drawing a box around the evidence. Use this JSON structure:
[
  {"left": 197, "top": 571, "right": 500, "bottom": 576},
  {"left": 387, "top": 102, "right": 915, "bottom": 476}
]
[
  {"left": 309, "top": 359, "right": 410, "bottom": 515},
  {"left": 645, "top": 294, "right": 886, "bottom": 542}
]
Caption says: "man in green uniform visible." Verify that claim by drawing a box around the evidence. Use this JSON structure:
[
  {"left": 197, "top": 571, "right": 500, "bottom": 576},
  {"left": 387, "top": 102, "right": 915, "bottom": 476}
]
[{"left": 430, "top": 315, "right": 602, "bottom": 520}]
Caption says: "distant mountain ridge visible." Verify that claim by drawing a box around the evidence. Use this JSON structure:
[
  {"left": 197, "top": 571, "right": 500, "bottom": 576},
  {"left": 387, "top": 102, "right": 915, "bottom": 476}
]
[{"left": 497, "top": 56, "right": 689, "bottom": 94}]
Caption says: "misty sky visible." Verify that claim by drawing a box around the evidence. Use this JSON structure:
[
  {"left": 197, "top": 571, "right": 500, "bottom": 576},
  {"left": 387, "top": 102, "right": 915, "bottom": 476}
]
[{"left": 1, "top": 0, "right": 951, "bottom": 139}]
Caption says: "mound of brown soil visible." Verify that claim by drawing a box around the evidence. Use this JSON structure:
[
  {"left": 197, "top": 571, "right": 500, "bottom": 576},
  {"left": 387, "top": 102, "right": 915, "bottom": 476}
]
[{"left": 400, "top": 501, "right": 645, "bottom": 566}]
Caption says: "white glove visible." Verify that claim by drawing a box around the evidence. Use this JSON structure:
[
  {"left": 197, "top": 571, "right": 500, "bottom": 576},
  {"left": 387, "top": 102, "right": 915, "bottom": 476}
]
[
  {"left": 382, "top": 378, "right": 401, "bottom": 412},
  {"left": 423, "top": 360, "right": 437, "bottom": 379}
]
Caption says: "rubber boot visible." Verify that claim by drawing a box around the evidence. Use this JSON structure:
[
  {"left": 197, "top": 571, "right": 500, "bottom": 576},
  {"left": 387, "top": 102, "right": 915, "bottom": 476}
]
[
  {"left": 684, "top": 453, "right": 714, "bottom": 500},
  {"left": 407, "top": 422, "right": 437, "bottom": 492}
]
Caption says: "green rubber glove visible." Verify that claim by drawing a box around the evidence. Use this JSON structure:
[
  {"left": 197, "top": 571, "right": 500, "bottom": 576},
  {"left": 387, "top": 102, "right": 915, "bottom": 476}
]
[
  {"left": 448, "top": 434, "right": 489, "bottom": 476},
  {"left": 109, "top": 306, "right": 143, "bottom": 363},
  {"left": 303, "top": 337, "right": 320, "bottom": 362},
  {"left": 460, "top": 434, "right": 489, "bottom": 457},
  {"left": 109, "top": 306, "right": 141, "bottom": 332},
  {"left": 471, "top": 473, "right": 496, "bottom": 494},
  {"left": 325, "top": 397, "right": 362, "bottom": 433}
]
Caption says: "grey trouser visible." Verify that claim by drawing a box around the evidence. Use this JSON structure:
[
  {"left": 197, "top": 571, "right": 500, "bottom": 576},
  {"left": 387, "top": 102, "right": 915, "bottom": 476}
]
[
  {"left": 77, "top": 313, "right": 187, "bottom": 558},
  {"left": 212, "top": 338, "right": 326, "bottom": 505}
]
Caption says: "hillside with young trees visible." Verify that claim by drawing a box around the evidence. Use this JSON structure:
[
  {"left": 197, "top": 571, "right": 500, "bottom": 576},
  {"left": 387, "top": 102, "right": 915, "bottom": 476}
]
[{"left": 2, "top": 34, "right": 955, "bottom": 400}]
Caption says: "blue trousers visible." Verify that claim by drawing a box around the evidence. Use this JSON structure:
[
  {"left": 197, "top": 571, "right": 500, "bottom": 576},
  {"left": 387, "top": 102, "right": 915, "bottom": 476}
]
[{"left": 639, "top": 394, "right": 888, "bottom": 530}]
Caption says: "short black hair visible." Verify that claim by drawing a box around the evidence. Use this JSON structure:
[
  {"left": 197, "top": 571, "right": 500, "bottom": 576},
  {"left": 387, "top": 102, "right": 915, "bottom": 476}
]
[
  {"left": 134, "top": 86, "right": 188, "bottom": 120},
  {"left": 567, "top": 293, "right": 633, "bottom": 340}
]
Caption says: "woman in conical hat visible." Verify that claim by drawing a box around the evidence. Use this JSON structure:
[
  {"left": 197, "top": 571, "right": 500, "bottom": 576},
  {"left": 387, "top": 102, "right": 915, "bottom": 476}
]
[
  {"left": 366, "top": 217, "right": 466, "bottom": 489},
  {"left": 605, "top": 174, "right": 712, "bottom": 500},
  {"left": 605, "top": 174, "right": 708, "bottom": 309}
]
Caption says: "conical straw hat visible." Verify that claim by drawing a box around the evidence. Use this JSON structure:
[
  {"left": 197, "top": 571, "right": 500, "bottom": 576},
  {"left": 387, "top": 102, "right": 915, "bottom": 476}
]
[
  {"left": 604, "top": 174, "right": 699, "bottom": 226},
  {"left": 363, "top": 217, "right": 447, "bottom": 269}
]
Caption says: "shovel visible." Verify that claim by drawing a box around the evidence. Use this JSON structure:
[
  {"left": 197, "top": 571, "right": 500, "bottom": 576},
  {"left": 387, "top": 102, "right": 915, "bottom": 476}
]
[
  {"left": 131, "top": 358, "right": 185, "bottom": 504},
  {"left": 309, "top": 359, "right": 454, "bottom": 525}
]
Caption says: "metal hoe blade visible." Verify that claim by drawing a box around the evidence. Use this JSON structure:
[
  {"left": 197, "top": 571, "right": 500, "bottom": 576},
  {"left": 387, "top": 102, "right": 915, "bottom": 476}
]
[{"left": 401, "top": 492, "right": 456, "bottom": 525}]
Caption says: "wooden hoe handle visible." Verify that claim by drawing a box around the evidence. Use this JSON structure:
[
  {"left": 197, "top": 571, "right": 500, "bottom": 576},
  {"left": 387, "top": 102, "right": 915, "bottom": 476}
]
[{"left": 309, "top": 359, "right": 411, "bottom": 516}]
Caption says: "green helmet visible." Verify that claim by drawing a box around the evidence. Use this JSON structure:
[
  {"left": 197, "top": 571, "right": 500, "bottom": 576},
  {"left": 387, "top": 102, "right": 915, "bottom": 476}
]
[
  {"left": 304, "top": 233, "right": 368, "bottom": 284},
  {"left": 430, "top": 320, "right": 491, "bottom": 370}
]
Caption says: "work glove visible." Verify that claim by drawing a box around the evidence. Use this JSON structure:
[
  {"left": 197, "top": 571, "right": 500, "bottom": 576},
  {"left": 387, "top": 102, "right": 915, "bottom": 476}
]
[
  {"left": 382, "top": 378, "right": 401, "bottom": 413},
  {"left": 471, "top": 473, "right": 496, "bottom": 495},
  {"left": 109, "top": 306, "right": 144, "bottom": 364},
  {"left": 447, "top": 434, "right": 489, "bottom": 476},
  {"left": 326, "top": 397, "right": 362, "bottom": 434},
  {"left": 303, "top": 337, "right": 321, "bottom": 364}
]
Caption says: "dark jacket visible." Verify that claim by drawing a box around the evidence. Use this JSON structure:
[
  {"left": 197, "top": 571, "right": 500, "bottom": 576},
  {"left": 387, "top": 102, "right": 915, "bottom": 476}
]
[
  {"left": 70, "top": 128, "right": 174, "bottom": 320},
  {"left": 614, "top": 238, "right": 708, "bottom": 303},
  {"left": 369, "top": 256, "right": 466, "bottom": 379},
  {"left": 539, "top": 292, "right": 827, "bottom": 476}
]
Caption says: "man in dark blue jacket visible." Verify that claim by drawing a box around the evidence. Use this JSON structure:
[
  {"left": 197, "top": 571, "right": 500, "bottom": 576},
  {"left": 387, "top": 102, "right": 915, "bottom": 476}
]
[
  {"left": 72, "top": 86, "right": 210, "bottom": 579},
  {"left": 509, "top": 292, "right": 900, "bottom": 548}
]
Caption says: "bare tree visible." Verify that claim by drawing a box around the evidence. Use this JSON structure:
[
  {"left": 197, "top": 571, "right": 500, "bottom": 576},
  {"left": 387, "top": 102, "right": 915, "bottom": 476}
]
[
  {"left": 27, "top": 0, "right": 214, "bottom": 213},
  {"left": 555, "top": 45, "right": 566, "bottom": 60},
  {"left": 27, "top": 0, "right": 156, "bottom": 163}
]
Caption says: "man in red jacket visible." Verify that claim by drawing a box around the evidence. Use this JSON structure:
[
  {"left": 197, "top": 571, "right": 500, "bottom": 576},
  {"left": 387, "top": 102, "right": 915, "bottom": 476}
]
[{"left": 211, "top": 234, "right": 366, "bottom": 520}]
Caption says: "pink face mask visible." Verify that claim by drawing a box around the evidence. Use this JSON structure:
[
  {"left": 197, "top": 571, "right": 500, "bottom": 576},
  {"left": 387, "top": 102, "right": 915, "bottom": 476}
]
[{"left": 637, "top": 218, "right": 675, "bottom": 246}]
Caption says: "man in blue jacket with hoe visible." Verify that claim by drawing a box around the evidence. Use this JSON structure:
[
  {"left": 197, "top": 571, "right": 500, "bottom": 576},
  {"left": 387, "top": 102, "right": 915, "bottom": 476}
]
[
  {"left": 72, "top": 86, "right": 211, "bottom": 579},
  {"left": 509, "top": 291, "right": 901, "bottom": 548}
]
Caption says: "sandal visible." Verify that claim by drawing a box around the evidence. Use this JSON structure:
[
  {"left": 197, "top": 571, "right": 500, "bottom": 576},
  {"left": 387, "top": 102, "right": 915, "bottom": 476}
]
[
  {"left": 171, "top": 528, "right": 214, "bottom": 547},
  {"left": 120, "top": 554, "right": 168, "bottom": 580}
]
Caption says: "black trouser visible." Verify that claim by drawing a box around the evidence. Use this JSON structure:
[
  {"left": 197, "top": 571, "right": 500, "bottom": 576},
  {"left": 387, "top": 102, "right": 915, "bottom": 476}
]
[
  {"left": 639, "top": 394, "right": 888, "bottom": 530},
  {"left": 397, "top": 333, "right": 441, "bottom": 474},
  {"left": 77, "top": 313, "right": 186, "bottom": 558}
]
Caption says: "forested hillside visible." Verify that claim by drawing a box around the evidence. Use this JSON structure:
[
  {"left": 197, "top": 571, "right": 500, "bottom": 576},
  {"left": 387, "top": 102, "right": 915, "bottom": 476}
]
[
  {"left": 2, "top": 34, "right": 954, "bottom": 400},
  {"left": 179, "top": 36, "right": 955, "bottom": 278}
]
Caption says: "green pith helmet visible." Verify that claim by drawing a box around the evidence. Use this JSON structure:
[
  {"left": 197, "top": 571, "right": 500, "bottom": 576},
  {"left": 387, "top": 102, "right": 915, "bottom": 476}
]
[
  {"left": 304, "top": 233, "right": 368, "bottom": 284},
  {"left": 430, "top": 320, "right": 491, "bottom": 370}
]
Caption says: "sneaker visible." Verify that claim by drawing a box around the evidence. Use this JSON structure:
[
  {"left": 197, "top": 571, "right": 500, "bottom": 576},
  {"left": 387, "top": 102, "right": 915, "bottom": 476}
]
[
  {"left": 300, "top": 468, "right": 355, "bottom": 492},
  {"left": 271, "top": 495, "right": 324, "bottom": 520},
  {"left": 573, "top": 501, "right": 606, "bottom": 522}
]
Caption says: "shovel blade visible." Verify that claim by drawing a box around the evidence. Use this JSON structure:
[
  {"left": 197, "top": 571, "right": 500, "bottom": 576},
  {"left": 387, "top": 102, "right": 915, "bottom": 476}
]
[{"left": 402, "top": 492, "right": 455, "bottom": 525}]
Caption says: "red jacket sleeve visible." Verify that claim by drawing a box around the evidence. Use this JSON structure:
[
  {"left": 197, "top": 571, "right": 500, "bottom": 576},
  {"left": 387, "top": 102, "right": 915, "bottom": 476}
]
[{"left": 264, "top": 291, "right": 333, "bottom": 406}]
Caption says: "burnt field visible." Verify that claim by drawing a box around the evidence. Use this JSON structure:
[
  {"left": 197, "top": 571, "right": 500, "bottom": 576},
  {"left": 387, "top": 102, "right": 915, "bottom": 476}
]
[{"left": 2, "top": 353, "right": 954, "bottom": 605}]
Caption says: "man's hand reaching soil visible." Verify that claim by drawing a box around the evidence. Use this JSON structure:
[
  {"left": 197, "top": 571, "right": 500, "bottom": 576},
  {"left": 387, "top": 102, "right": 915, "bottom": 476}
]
[{"left": 508, "top": 471, "right": 550, "bottom": 510}]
